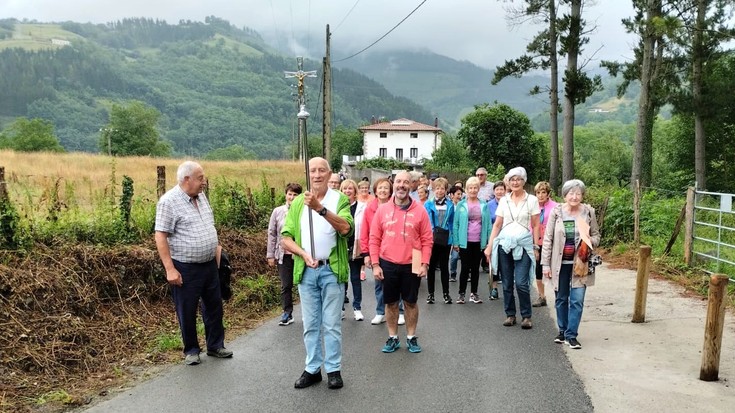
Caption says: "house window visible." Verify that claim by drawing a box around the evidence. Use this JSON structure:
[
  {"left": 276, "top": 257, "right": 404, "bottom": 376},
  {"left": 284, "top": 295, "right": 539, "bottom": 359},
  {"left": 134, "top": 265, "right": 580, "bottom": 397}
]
[
  {"left": 380, "top": 132, "right": 387, "bottom": 138},
  {"left": 410, "top": 133, "right": 418, "bottom": 139},
  {"left": 379, "top": 148, "right": 387, "bottom": 158},
  {"left": 395, "top": 148, "right": 403, "bottom": 160},
  {"left": 410, "top": 148, "right": 418, "bottom": 158}
]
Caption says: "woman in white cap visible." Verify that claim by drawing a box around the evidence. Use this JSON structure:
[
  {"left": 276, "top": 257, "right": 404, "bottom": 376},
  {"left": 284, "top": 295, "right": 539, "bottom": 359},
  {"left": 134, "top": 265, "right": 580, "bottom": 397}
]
[{"left": 485, "top": 166, "right": 540, "bottom": 329}]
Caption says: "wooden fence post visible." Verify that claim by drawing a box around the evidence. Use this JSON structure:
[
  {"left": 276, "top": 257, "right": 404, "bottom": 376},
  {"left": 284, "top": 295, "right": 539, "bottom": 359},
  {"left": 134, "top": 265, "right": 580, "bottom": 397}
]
[
  {"left": 684, "top": 187, "right": 695, "bottom": 266},
  {"left": 156, "top": 166, "right": 166, "bottom": 199},
  {"left": 699, "top": 274, "right": 730, "bottom": 381},
  {"left": 632, "top": 245, "right": 652, "bottom": 323},
  {"left": 633, "top": 179, "right": 641, "bottom": 245},
  {"left": 0, "top": 166, "right": 7, "bottom": 201}
]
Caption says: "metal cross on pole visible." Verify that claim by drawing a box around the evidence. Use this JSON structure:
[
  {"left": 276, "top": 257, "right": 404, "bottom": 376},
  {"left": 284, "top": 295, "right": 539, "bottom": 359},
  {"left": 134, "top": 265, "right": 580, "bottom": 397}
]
[
  {"left": 285, "top": 57, "right": 318, "bottom": 258},
  {"left": 284, "top": 57, "right": 317, "bottom": 163}
]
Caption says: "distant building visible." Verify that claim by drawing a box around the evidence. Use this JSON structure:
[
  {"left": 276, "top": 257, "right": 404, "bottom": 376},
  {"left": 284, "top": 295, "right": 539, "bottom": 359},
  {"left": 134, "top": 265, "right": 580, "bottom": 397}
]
[
  {"left": 51, "top": 38, "right": 71, "bottom": 47},
  {"left": 359, "top": 118, "right": 442, "bottom": 165}
]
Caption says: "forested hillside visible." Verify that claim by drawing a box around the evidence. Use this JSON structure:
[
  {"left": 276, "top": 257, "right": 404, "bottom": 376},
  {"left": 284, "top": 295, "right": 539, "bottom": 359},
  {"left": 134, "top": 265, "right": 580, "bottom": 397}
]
[{"left": 0, "top": 17, "right": 433, "bottom": 158}]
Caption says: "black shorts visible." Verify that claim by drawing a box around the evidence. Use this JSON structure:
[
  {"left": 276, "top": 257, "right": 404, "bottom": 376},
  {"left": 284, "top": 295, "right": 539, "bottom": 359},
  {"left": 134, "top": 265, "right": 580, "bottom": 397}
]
[{"left": 379, "top": 258, "right": 421, "bottom": 304}]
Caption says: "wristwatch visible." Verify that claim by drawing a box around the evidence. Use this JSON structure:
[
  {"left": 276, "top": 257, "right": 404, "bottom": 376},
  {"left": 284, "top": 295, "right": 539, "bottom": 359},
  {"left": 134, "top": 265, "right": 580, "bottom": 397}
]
[{"left": 317, "top": 206, "right": 328, "bottom": 216}]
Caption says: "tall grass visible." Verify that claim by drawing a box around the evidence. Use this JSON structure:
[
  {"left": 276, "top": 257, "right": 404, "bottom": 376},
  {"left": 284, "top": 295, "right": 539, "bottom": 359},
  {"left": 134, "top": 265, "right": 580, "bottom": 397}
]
[{"left": 0, "top": 150, "right": 305, "bottom": 247}]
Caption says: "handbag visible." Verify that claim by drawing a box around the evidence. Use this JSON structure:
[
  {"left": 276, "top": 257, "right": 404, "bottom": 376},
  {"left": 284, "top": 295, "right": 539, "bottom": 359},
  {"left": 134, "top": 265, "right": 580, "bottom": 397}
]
[
  {"left": 218, "top": 249, "right": 233, "bottom": 300},
  {"left": 433, "top": 227, "right": 450, "bottom": 246}
]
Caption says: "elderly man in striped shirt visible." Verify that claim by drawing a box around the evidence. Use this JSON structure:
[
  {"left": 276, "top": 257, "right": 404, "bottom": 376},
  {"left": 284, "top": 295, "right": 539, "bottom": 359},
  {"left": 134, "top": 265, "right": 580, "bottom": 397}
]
[{"left": 155, "top": 161, "right": 233, "bottom": 366}]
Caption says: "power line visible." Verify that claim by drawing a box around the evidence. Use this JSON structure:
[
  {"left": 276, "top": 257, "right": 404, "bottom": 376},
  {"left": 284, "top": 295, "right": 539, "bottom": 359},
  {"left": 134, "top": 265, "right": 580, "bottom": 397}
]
[
  {"left": 333, "top": 0, "right": 429, "bottom": 63},
  {"left": 333, "top": 0, "right": 361, "bottom": 33}
]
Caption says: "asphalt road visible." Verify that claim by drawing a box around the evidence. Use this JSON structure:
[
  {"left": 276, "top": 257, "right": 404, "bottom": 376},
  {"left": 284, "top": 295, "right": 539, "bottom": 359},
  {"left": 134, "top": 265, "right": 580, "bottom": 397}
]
[{"left": 83, "top": 270, "right": 593, "bottom": 413}]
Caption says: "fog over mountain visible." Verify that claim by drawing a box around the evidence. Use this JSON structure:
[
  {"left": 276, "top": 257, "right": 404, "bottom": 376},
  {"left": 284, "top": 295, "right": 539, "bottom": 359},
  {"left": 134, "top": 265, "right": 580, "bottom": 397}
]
[{"left": 6, "top": 0, "right": 637, "bottom": 70}]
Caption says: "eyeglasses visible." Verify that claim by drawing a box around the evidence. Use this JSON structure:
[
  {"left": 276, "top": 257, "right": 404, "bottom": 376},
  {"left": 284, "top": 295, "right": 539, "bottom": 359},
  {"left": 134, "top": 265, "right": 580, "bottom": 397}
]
[
  {"left": 509, "top": 177, "right": 523, "bottom": 182},
  {"left": 476, "top": 173, "right": 486, "bottom": 177}
]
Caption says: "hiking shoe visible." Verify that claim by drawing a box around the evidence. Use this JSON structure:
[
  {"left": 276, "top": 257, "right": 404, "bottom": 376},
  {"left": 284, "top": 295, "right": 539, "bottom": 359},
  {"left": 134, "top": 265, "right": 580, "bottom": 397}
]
[
  {"left": 532, "top": 297, "right": 547, "bottom": 307},
  {"left": 443, "top": 293, "right": 453, "bottom": 304},
  {"left": 327, "top": 371, "right": 344, "bottom": 389},
  {"left": 371, "top": 315, "right": 386, "bottom": 325},
  {"left": 344, "top": 295, "right": 349, "bottom": 304},
  {"left": 278, "top": 312, "right": 294, "bottom": 326},
  {"left": 426, "top": 293, "right": 435, "bottom": 304},
  {"left": 456, "top": 293, "right": 466, "bottom": 304},
  {"left": 521, "top": 318, "right": 533, "bottom": 329},
  {"left": 206, "top": 347, "right": 233, "bottom": 358},
  {"left": 407, "top": 336, "right": 422, "bottom": 353},
  {"left": 469, "top": 293, "right": 483, "bottom": 304},
  {"left": 184, "top": 353, "right": 201, "bottom": 365},
  {"left": 398, "top": 314, "right": 405, "bottom": 325},
  {"left": 554, "top": 332, "right": 565, "bottom": 343},
  {"left": 382, "top": 337, "right": 400, "bottom": 353},
  {"left": 354, "top": 310, "right": 364, "bottom": 321},
  {"left": 490, "top": 288, "right": 499, "bottom": 301},
  {"left": 341, "top": 310, "right": 345, "bottom": 320},
  {"left": 567, "top": 338, "right": 582, "bottom": 349},
  {"left": 294, "top": 370, "right": 322, "bottom": 388},
  {"left": 449, "top": 274, "right": 457, "bottom": 282},
  {"left": 503, "top": 316, "right": 517, "bottom": 326}
]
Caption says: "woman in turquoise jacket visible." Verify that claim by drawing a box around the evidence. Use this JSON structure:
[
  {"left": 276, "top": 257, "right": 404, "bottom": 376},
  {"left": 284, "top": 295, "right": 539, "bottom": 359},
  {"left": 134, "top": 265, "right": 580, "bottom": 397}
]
[
  {"left": 452, "top": 177, "right": 491, "bottom": 304},
  {"left": 424, "top": 178, "right": 455, "bottom": 304}
]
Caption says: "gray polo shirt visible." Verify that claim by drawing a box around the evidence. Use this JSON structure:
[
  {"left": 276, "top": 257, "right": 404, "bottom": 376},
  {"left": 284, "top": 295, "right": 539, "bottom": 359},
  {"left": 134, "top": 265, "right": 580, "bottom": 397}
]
[{"left": 155, "top": 185, "right": 218, "bottom": 263}]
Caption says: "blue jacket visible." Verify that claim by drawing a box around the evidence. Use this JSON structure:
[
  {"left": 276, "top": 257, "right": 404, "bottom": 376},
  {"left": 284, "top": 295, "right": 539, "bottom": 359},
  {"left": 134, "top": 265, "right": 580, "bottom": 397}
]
[
  {"left": 487, "top": 198, "right": 500, "bottom": 224},
  {"left": 452, "top": 198, "right": 491, "bottom": 249},
  {"left": 424, "top": 197, "right": 455, "bottom": 245}
]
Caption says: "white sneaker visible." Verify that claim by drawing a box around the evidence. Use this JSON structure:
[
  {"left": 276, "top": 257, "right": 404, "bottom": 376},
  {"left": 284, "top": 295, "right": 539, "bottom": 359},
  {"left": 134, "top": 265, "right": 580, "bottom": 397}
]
[
  {"left": 398, "top": 314, "right": 405, "bottom": 325},
  {"left": 371, "top": 314, "right": 386, "bottom": 325},
  {"left": 341, "top": 310, "right": 345, "bottom": 320},
  {"left": 354, "top": 310, "right": 364, "bottom": 321}
]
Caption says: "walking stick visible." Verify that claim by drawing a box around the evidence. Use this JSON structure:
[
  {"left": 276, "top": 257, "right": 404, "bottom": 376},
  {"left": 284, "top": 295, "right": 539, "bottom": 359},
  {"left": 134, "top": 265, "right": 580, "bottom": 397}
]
[{"left": 298, "top": 105, "right": 316, "bottom": 257}]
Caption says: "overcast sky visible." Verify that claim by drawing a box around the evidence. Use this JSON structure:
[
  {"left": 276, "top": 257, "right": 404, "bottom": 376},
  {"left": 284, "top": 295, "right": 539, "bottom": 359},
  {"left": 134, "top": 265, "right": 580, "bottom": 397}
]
[{"left": 3, "top": 0, "right": 638, "bottom": 69}]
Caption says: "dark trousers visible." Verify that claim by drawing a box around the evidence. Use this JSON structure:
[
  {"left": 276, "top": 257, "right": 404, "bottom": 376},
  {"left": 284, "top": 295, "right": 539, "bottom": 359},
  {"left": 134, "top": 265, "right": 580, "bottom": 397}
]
[
  {"left": 459, "top": 242, "right": 482, "bottom": 295},
  {"left": 427, "top": 243, "right": 451, "bottom": 295},
  {"left": 348, "top": 258, "right": 363, "bottom": 310},
  {"left": 278, "top": 254, "right": 295, "bottom": 315},
  {"left": 171, "top": 259, "right": 225, "bottom": 355}
]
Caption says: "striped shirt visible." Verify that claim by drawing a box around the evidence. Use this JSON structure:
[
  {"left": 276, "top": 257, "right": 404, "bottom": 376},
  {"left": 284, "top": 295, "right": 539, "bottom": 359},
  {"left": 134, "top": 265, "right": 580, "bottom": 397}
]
[{"left": 155, "top": 185, "right": 218, "bottom": 263}]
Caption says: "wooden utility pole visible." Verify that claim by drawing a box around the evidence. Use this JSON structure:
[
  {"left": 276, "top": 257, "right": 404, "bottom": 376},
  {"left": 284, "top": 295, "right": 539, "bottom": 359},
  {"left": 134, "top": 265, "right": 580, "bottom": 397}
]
[{"left": 323, "top": 24, "right": 332, "bottom": 160}]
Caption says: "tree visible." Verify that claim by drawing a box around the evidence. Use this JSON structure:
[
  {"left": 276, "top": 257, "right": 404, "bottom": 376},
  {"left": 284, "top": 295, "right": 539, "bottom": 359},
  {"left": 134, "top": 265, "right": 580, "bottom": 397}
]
[
  {"left": 602, "top": 0, "right": 678, "bottom": 188},
  {"left": 457, "top": 103, "right": 544, "bottom": 182},
  {"left": 204, "top": 144, "right": 257, "bottom": 161},
  {"left": 668, "top": 0, "right": 735, "bottom": 189},
  {"left": 100, "top": 100, "right": 171, "bottom": 157},
  {"left": 329, "top": 126, "right": 363, "bottom": 171},
  {"left": 558, "top": 0, "right": 602, "bottom": 183},
  {"left": 493, "top": 0, "right": 561, "bottom": 189},
  {"left": 424, "top": 133, "right": 475, "bottom": 174},
  {"left": 0, "top": 117, "right": 64, "bottom": 152}
]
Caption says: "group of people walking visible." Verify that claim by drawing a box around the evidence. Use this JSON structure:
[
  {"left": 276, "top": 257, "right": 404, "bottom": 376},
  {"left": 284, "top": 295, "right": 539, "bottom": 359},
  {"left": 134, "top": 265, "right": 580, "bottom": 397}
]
[{"left": 153, "top": 159, "right": 600, "bottom": 392}]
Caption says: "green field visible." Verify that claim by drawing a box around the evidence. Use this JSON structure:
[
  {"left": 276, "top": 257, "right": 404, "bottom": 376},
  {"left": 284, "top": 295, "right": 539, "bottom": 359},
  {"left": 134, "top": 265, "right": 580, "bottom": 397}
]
[{"left": 0, "top": 23, "right": 81, "bottom": 51}]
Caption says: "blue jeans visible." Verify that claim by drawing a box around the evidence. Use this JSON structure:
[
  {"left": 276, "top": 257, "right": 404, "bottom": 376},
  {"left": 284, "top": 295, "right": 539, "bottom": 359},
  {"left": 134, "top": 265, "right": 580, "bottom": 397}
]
[
  {"left": 349, "top": 259, "right": 363, "bottom": 310},
  {"left": 497, "top": 247, "right": 533, "bottom": 319},
  {"left": 374, "top": 279, "right": 404, "bottom": 316},
  {"left": 449, "top": 248, "right": 459, "bottom": 276},
  {"left": 298, "top": 264, "right": 344, "bottom": 374},
  {"left": 555, "top": 264, "right": 586, "bottom": 340}
]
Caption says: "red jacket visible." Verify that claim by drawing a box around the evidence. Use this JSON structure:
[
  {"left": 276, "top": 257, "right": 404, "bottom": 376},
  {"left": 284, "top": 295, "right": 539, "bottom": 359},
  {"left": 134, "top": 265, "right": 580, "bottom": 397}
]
[
  {"left": 360, "top": 198, "right": 380, "bottom": 256},
  {"left": 369, "top": 197, "right": 433, "bottom": 266}
]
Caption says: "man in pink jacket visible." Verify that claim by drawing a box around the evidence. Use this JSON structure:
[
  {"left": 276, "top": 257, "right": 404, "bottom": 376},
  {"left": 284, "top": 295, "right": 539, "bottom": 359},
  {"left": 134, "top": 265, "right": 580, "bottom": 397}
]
[{"left": 369, "top": 171, "right": 433, "bottom": 353}]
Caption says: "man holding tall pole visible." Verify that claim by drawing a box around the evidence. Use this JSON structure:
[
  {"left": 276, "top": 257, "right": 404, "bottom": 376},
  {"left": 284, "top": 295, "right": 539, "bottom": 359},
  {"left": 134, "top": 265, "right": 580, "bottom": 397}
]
[{"left": 282, "top": 157, "right": 353, "bottom": 389}]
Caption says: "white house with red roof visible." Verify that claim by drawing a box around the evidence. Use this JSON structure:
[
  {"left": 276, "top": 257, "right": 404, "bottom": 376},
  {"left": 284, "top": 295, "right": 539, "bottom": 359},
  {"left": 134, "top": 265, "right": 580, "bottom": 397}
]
[{"left": 358, "top": 118, "right": 442, "bottom": 165}]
